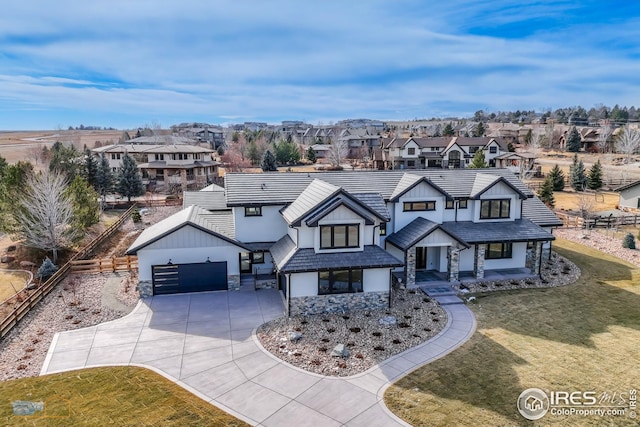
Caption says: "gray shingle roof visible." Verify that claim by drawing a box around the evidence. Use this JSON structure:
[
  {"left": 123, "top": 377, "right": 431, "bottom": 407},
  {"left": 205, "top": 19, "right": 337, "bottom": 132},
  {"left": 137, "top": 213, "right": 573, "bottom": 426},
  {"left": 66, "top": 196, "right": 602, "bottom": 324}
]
[
  {"left": 385, "top": 217, "right": 468, "bottom": 250},
  {"left": 390, "top": 173, "right": 452, "bottom": 201},
  {"left": 351, "top": 193, "right": 390, "bottom": 220},
  {"left": 440, "top": 219, "right": 554, "bottom": 243},
  {"left": 522, "top": 198, "right": 563, "bottom": 227},
  {"left": 281, "top": 179, "right": 341, "bottom": 225},
  {"left": 183, "top": 190, "right": 228, "bottom": 211},
  {"left": 304, "top": 196, "right": 378, "bottom": 226},
  {"left": 126, "top": 206, "right": 247, "bottom": 254},
  {"left": 616, "top": 180, "right": 640, "bottom": 192},
  {"left": 224, "top": 169, "right": 534, "bottom": 205},
  {"left": 272, "top": 243, "right": 403, "bottom": 273},
  {"left": 469, "top": 173, "right": 528, "bottom": 199}
]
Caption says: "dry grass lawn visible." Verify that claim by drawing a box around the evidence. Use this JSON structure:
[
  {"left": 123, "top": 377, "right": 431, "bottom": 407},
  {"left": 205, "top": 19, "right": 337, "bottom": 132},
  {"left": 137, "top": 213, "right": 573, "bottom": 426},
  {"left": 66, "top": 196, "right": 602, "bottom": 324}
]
[
  {"left": 385, "top": 238, "right": 640, "bottom": 426},
  {"left": 0, "top": 270, "right": 30, "bottom": 303},
  {"left": 553, "top": 190, "right": 620, "bottom": 212},
  {"left": 0, "top": 366, "right": 248, "bottom": 427}
]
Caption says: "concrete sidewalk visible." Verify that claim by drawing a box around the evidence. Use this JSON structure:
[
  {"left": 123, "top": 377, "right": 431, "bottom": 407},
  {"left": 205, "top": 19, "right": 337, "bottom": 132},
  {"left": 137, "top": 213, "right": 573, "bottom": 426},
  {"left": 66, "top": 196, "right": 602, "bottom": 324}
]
[{"left": 41, "top": 288, "right": 475, "bottom": 426}]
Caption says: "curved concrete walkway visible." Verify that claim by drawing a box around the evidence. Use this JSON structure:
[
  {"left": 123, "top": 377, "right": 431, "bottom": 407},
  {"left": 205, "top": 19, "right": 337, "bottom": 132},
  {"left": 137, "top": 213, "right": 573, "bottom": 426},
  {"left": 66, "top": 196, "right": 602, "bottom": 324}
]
[{"left": 41, "top": 288, "right": 475, "bottom": 426}]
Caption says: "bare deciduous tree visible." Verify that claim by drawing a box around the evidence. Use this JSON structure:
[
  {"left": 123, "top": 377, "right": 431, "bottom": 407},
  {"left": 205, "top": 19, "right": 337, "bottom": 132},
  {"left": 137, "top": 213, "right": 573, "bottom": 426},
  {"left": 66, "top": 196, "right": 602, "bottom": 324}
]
[
  {"left": 615, "top": 126, "right": 640, "bottom": 163},
  {"left": 328, "top": 139, "right": 348, "bottom": 168},
  {"left": 596, "top": 124, "right": 613, "bottom": 153},
  {"left": 16, "top": 171, "right": 77, "bottom": 263}
]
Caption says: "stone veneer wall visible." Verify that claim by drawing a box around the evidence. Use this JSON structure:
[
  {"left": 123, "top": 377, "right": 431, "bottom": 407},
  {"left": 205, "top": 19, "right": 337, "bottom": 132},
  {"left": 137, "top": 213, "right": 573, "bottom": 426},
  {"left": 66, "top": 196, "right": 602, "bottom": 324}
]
[
  {"left": 406, "top": 246, "right": 416, "bottom": 287},
  {"left": 474, "top": 245, "right": 485, "bottom": 279},
  {"left": 289, "top": 291, "right": 389, "bottom": 316},
  {"left": 136, "top": 274, "right": 241, "bottom": 297}
]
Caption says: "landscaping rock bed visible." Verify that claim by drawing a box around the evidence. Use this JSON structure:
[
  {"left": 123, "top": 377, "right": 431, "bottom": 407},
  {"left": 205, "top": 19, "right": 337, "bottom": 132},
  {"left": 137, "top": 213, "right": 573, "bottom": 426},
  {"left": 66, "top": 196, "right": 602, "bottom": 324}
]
[
  {"left": 257, "top": 288, "right": 447, "bottom": 377},
  {"left": 0, "top": 273, "right": 138, "bottom": 381},
  {"left": 555, "top": 228, "right": 640, "bottom": 268},
  {"left": 450, "top": 252, "right": 580, "bottom": 295}
]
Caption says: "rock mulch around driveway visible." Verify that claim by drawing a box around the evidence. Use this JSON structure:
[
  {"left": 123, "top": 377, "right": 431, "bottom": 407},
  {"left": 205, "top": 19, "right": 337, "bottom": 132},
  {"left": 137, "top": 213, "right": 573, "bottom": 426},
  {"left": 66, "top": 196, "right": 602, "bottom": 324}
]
[
  {"left": 257, "top": 288, "right": 447, "bottom": 377},
  {"left": 0, "top": 272, "right": 138, "bottom": 381}
]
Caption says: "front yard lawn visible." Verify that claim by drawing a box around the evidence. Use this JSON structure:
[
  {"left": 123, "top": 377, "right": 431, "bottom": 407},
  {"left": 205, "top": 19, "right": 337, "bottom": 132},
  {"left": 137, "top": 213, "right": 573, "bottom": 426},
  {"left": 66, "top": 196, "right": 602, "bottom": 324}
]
[
  {"left": 385, "top": 238, "right": 640, "bottom": 426},
  {"left": 0, "top": 366, "right": 248, "bottom": 427}
]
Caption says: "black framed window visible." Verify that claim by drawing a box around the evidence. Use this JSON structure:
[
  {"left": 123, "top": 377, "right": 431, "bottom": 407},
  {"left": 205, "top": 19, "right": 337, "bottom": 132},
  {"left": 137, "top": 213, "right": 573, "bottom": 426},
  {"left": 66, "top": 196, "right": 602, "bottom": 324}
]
[
  {"left": 407, "top": 147, "right": 416, "bottom": 155},
  {"left": 320, "top": 224, "right": 359, "bottom": 249},
  {"left": 403, "top": 201, "right": 436, "bottom": 211},
  {"left": 459, "top": 199, "right": 468, "bottom": 209},
  {"left": 244, "top": 206, "right": 262, "bottom": 217},
  {"left": 318, "top": 269, "right": 363, "bottom": 295},
  {"left": 251, "top": 252, "right": 264, "bottom": 264},
  {"left": 489, "top": 146, "right": 497, "bottom": 153},
  {"left": 480, "top": 199, "right": 510, "bottom": 219},
  {"left": 445, "top": 200, "right": 454, "bottom": 209},
  {"left": 486, "top": 243, "right": 512, "bottom": 259},
  {"left": 407, "top": 160, "right": 416, "bottom": 167},
  {"left": 379, "top": 222, "right": 387, "bottom": 236}
]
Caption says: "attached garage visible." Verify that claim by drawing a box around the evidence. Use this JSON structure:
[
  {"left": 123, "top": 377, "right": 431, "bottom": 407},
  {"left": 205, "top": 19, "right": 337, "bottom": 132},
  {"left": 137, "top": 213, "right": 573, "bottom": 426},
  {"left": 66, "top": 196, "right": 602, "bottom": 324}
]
[
  {"left": 126, "top": 206, "right": 250, "bottom": 295},
  {"left": 152, "top": 261, "right": 228, "bottom": 295}
]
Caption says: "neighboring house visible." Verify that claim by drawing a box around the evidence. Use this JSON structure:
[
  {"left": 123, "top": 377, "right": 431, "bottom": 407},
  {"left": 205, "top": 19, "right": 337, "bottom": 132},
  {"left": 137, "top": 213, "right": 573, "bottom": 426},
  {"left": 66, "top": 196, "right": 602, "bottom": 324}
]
[
  {"left": 339, "top": 128, "right": 381, "bottom": 159},
  {"left": 128, "top": 169, "right": 561, "bottom": 316},
  {"left": 494, "top": 152, "right": 538, "bottom": 176},
  {"left": 617, "top": 180, "right": 640, "bottom": 210},
  {"left": 310, "top": 144, "right": 332, "bottom": 161},
  {"left": 91, "top": 144, "right": 219, "bottom": 192},
  {"left": 379, "top": 137, "right": 507, "bottom": 170}
]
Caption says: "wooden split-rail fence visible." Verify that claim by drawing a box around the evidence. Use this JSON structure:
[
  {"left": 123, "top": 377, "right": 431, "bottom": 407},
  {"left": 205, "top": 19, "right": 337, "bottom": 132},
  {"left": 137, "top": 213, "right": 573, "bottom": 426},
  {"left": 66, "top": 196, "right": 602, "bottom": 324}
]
[
  {"left": 70, "top": 256, "right": 138, "bottom": 274},
  {"left": 0, "top": 204, "right": 138, "bottom": 339}
]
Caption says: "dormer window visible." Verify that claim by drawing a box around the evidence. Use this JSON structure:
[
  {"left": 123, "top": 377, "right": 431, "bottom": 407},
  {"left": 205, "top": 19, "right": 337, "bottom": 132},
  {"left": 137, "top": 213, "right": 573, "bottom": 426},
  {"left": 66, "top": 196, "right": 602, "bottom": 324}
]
[{"left": 320, "top": 224, "right": 359, "bottom": 249}]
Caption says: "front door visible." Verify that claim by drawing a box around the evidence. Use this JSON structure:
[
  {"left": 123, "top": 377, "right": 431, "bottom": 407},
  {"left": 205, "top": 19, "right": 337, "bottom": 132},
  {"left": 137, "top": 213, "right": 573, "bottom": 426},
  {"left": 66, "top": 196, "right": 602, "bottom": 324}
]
[{"left": 416, "top": 247, "right": 427, "bottom": 270}]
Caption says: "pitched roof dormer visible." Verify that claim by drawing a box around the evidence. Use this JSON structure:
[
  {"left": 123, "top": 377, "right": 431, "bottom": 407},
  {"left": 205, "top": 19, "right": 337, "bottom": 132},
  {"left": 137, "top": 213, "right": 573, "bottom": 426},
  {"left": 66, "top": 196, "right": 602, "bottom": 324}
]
[
  {"left": 281, "top": 179, "right": 390, "bottom": 227},
  {"left": 389, "top": 173, "right": 452, "bottom": 201},
  {"left": 469, "top": 173, "right": 528, "bottom": 199}
]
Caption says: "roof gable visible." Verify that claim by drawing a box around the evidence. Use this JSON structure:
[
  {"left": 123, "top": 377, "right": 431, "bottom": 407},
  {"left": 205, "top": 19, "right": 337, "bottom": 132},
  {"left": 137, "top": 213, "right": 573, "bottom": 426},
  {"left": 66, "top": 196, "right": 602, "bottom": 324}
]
[
  {"left": 281, "top": 179, "right": 341, "bottom": 225},
  {"left": 390, "top": 173, "right": 451, "bottom": 201},
  {"left": 385, "top": 217, "right": 469, "bottom": 250},
  {"left": 126, "top": 206, "right": 247, "bottom": 254},
  {"left": 470, "top": 173, "right": 527, "bottom": 199}
]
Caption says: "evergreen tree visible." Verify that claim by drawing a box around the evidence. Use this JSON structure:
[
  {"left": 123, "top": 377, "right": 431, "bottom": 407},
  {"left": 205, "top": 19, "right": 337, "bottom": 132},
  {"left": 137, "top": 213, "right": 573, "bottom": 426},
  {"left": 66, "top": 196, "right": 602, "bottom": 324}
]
[
  {"left": 537, "top": 175, "right": 555, "bottom": 208},
  {"left": 507, "top": 142, "right": 515, "bottom": 152},
  {"left": 95, "top": 153, "right": 113, "bottom": 202},
  {"left": 275, "top": 140, "right": 300, "bottom": 165},
  {"left": 548, "top": 164, "right": 565, "bottom": 191},
  {"left": 587, "top": 160, "right": 603, "bottom": 190},
  {"left": 117, "top": 154, "right": 145, "bottom": 202},
  {"left": 473, "top": 122, "right": 485, "bottom": 137},
  {"left": 83, "top": 148, "right": 99, "bottom": 188},
  {"left": 569, "top": 154, "right": 586, "bottom": 191},
  {"left": 247, "top": 140, "right": 260, "bottom": 165},
  {"left": 306, "top": 146, "right": 317, "bottom": 163},
  {"left": 566, "top": 126, "right": 582, "bottom": 152},
  {"left": 49, "top": 141, "right": 82, "bottom": 179},
  {"left": 468, "top": 149, "right": 488, "bottom": 168},
  {"left": 442, "top": 123, "right": 454, "bottom": 137},
  {"left": 66, "top": 175, "right": 100, "bottom": 230},
  {"left": 260, "top": 149, "right": 277, "bottom": 171},
  {"left": 37, "top": 257, "right": 58, "bottom": 280}
]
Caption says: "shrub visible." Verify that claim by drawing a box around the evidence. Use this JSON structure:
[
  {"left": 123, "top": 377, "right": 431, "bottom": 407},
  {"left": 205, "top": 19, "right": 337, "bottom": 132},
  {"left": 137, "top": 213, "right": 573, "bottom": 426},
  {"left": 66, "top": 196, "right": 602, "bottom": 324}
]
[
  {"left": 131, "top": 208, "right": 142, "bottom": 223},
  {"left": 623, "top": 233, "right": 636, "bottom": 249},
  {"left": 37, "top": 257, "right": 58, "bottom": 280}
]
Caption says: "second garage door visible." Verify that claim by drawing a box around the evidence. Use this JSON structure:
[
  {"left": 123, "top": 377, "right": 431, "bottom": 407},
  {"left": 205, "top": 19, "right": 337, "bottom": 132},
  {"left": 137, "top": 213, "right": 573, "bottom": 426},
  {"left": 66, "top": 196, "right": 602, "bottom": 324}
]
[{"left": 152, "top": 261, "right": 227, "bottom": 295}]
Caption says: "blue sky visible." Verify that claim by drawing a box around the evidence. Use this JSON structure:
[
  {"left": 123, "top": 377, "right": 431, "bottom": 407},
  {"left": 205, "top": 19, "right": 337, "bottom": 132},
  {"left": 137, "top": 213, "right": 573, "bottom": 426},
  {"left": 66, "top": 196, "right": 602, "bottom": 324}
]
[{"left": 1, "top": 0, "right": 639, "bottom": 129}]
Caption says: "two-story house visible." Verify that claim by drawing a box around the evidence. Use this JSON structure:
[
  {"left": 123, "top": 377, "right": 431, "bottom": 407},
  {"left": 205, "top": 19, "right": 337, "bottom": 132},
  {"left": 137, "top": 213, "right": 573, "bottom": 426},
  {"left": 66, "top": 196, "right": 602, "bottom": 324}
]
[
  {"left": 92, "top": 144, "right": 219, "bottom": 192},
  {"left": 379, "top": 136, "right": 507, "bottom": 170},
  {"left": 126, "top": 169, "right": 561, "bottom": 316}
]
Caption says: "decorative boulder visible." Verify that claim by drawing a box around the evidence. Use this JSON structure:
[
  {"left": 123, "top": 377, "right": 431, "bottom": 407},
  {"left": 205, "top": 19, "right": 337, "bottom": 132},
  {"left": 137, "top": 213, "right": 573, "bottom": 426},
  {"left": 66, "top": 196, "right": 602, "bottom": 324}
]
[
  {"left": 379, "top": 315, "right": 397, "bottom": 327},
  {"left": 288, "top": 331, "right": 303, "bottom": 342},
  {"left": 331, "top": 343, "right": 349, "bottom": 358},
  {"left": 20, "top": 261, "right": 36, "bottom": 268},
  {"left": 1, "top": 255, "right": 15, "bottom": 263}
]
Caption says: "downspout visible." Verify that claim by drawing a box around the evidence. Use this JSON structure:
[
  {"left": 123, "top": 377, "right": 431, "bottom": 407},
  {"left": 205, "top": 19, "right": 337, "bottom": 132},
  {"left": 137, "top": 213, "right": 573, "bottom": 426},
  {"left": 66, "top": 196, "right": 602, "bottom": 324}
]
[
  {"left": 373, "top": 224, "right": 379, "bottom": 245},
  {"left": 286, "top": 273, "right": 291, "bottom": 317},
  {"left": 388, "top": 269, "right": 393, "bottom": 309}
]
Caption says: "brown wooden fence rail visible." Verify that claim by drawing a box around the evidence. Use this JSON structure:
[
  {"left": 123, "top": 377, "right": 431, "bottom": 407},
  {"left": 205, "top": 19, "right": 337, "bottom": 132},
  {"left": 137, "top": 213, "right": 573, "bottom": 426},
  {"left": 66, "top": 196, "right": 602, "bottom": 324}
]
[
  {"left": 556, "top": 211, "right": 640, "bottom": 229},
  {"left": 70, "top": 256, "right": 138, "bottom": 274},
  {"left": 0, "top": 204, "right": 138, "bottom": 339}
]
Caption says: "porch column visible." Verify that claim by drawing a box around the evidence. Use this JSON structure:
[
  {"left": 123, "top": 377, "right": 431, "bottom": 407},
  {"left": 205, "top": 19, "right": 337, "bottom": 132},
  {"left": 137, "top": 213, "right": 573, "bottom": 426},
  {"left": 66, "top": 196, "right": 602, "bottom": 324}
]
[
  {"left": 532, "top": 242, "right": 543, "bottom": 275},
  {"left": 474, "top": 245, "right": 485, "bottom": 279},
  {"left": 406, "top": 246, "right": 416, "bottom": 287},
  {"left": 447, "top": 246, "right": 460, "bottom": 282}
]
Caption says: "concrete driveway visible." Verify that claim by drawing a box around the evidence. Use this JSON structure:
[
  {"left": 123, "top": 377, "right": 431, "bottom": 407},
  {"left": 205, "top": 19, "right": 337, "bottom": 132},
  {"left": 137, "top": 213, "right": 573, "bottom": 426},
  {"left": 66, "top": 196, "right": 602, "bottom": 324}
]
[{"left": 41, "top": 287, "right": 475, "bottom": 426}]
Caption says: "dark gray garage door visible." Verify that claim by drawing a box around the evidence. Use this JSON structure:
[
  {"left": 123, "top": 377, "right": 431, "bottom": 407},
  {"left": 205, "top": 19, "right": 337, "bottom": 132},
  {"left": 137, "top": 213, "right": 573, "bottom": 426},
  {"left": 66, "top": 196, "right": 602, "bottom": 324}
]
[{"left": 152, "top": 261, "right": 227, "bottom": 295}]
